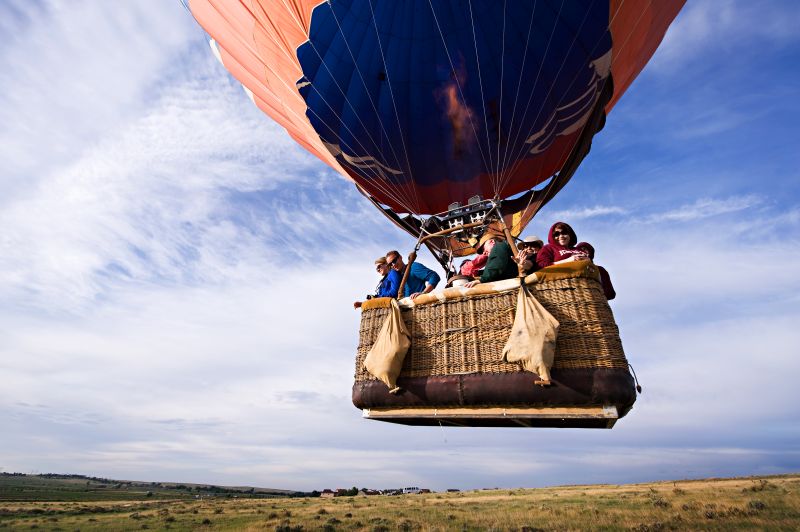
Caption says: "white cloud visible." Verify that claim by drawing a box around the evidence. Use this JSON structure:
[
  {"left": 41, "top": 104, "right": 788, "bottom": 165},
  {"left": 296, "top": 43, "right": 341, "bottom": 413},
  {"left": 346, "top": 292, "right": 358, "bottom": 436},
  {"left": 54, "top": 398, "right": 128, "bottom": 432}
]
[
  {"left": 652, "top": 0, "right": 800, "bottom": 72},
  {"left": 547, "top": 205, "right": 627, "bottom": 221},
  {"left": 0, "top": 38, "right": 380, "bottom": 314},
  {"left": 572, "top": 194, "right": 799, "bottom": 314},
  {"left": 642, "top": 195, "right": 762, "bottom": 223},
  {"left": 0, "top": 0, "right": 200, "bottom": 203}
]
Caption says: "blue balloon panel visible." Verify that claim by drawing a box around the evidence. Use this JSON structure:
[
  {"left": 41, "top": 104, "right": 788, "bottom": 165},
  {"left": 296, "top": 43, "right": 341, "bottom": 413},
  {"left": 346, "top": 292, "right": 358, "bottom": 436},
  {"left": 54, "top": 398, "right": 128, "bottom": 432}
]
[{"left": 296, "top": 0, "right": 611, "bottom": 213}]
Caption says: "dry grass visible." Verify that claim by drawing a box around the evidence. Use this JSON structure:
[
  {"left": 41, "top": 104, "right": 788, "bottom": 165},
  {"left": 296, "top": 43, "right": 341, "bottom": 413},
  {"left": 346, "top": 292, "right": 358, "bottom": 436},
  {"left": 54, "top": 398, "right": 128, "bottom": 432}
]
[{"left": 0, "top": 474, "right": 798, "bottom": 531}]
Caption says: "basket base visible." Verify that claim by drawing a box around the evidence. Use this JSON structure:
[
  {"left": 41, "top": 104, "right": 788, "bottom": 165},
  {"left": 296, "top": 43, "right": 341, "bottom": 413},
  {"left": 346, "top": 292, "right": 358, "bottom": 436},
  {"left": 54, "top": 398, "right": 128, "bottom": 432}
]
[
  {"left": 353, "top": 369, "right": 637, "bottom": 417},
  {"left": 362, "top": 405, "right": 619, "bottom": 428}
]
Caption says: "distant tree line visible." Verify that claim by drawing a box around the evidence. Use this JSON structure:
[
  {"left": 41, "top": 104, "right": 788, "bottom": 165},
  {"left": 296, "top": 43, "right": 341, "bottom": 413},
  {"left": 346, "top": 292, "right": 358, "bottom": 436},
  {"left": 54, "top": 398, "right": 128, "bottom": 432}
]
[{"left": 0, "top": 472, "right": 335, "bottom": 499}]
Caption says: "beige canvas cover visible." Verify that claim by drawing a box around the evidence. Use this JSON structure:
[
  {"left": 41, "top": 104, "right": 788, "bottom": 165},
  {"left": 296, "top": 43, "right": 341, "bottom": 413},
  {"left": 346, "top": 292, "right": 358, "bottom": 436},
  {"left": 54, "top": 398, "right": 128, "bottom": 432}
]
[
  {"left": 502, "top": 286, "right": 560, "bottom": 385},
  {"left": 363, "top": 299, "right": 410, "bottom": 393}
]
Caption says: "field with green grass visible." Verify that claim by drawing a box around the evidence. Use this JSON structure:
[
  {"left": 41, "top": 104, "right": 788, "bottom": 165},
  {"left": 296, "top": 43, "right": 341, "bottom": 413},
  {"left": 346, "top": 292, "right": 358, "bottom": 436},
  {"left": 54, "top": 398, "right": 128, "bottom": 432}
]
[{"left": 1, "top": 473, "right": 798, "bottom": 530}]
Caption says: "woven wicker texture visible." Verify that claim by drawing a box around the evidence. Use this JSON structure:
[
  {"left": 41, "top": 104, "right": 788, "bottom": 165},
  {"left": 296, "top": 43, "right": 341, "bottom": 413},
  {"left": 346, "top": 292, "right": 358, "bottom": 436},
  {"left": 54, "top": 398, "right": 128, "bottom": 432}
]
[{"left": 355, "top": 275, "right": 627, "bottom": 381}]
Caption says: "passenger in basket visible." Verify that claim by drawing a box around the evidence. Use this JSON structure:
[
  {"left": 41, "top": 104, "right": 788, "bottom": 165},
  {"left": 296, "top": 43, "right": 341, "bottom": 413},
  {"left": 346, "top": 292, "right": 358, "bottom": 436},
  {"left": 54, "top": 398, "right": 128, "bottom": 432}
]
[
  {"left": 536, "top": 221, "right": 591, "bottom": 269},
  {"left": 575, "top": 242, "right": 616, "bottom": 301},
  {"left": 460, "top": 254, "right": 487, "bottom": 278},
  {"left": 465, "top": 232, "right": 519, "bottom": 287},
  {"left": 516, "top": 235, "right": 543, "bottom": 275},
  {"left": 353, "top": 256, "right": 402, "bottom": 309},
  {"left": 386, "top": 250, "right": 441, "bottom": 300}
]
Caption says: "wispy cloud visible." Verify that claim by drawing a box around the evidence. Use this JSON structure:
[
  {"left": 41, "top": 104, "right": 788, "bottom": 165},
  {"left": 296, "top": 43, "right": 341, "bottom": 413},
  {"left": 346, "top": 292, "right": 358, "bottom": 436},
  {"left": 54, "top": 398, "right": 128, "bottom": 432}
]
[
  {"left": 642, "top": 195, "right": 763, "bottom": 223},
  {"left": 0, "top": 1, "right": 199, "bottom": 202},
  {"left": 652, "top": 0, "right": 800, "bottom": 72},
  {"left": 547, "top": 205, "right": 627, "bottom": 221},
  {"left": 0, "top": 33, "right": 381, "bottom": 314},
  {"left": 545, "top": 195, "right": 765, "bottom": 232}
]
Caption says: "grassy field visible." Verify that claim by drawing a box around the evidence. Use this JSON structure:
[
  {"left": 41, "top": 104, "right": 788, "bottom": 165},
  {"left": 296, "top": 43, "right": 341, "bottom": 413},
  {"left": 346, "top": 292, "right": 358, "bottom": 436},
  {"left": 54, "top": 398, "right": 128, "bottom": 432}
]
[{"left": 1, "top": 474, "right": 798, "bottom": 530}]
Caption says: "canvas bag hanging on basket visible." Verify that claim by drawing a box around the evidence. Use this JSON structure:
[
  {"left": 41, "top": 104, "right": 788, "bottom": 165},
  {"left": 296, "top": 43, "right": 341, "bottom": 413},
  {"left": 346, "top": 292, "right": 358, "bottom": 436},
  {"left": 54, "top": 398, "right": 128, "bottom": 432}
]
[
  {"left": 363, "top": 299, "right": 410, "bottom": 393},
  {"left": 502, "top": 285, "right": 560, "bottom": 385}
]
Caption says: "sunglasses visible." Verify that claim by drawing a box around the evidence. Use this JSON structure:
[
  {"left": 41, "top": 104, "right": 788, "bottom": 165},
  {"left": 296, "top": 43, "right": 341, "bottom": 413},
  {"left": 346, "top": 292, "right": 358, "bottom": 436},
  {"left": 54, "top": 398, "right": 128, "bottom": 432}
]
[
  {"left": 552, "top": 230, "right": 568, "bottom": 237},
  {"left": 387, "top": 256, "right": 399, "bottom": 266}
]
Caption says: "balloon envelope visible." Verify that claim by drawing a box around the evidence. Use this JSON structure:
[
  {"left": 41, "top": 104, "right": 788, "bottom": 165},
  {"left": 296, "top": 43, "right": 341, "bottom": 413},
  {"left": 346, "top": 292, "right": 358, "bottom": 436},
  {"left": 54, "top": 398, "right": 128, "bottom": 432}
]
[{"left": 190, "top": 0, "right": 683, "bottom": 216}]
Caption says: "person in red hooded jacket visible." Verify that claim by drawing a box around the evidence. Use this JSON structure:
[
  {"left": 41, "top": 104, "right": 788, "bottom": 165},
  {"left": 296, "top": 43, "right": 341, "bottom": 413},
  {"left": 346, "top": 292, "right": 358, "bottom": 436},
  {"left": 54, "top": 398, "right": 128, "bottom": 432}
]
[{"left": 536, "top": 222, "right": 590, "bottom": 269}]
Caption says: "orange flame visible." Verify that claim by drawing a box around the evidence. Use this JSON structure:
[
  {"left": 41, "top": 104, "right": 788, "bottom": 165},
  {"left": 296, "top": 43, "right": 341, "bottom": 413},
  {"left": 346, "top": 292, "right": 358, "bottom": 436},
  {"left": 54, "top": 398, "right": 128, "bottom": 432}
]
[{"left": 437, "top": 67, "right": 477, "bottom": 157}]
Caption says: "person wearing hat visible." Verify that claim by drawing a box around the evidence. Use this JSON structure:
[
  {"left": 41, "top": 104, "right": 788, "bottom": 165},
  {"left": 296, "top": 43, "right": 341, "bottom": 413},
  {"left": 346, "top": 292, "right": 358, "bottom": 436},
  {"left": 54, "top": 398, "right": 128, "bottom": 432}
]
[
  {"left": 516, "top": 235, "right": 543, "bottom": 275},
  {"left": 353, "top": 256, "right": 402, "bottom": 309},
  {"left": 465, "top": 231, "right": 519, "bottom": 287}
]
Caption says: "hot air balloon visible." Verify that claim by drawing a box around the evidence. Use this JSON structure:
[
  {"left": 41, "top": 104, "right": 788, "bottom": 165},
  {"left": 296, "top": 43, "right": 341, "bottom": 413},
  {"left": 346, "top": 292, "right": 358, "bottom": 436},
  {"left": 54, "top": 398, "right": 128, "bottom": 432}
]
[{"left": 189, "top": 0, "right": 683, "bottom": 428}]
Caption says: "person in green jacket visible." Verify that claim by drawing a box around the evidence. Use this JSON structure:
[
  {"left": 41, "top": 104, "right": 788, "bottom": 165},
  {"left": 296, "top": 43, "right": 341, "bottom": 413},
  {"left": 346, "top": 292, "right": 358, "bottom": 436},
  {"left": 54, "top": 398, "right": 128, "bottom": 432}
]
[{"left": 465, "top": 231, "right": 519, "bottom": 287}]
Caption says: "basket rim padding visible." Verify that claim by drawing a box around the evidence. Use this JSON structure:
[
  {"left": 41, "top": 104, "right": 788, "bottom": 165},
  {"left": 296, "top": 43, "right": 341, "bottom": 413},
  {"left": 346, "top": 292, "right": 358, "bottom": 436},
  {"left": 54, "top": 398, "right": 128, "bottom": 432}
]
[{"left": 360, "top": 259, "right": 598, "bottom": 311}]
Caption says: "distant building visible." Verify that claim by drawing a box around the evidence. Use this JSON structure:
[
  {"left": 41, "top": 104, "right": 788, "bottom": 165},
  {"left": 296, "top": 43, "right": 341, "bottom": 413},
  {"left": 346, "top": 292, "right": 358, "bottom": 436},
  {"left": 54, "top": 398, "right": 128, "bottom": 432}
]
[{"left": 320, "top": 489, "right": 335, "bottom": 498}]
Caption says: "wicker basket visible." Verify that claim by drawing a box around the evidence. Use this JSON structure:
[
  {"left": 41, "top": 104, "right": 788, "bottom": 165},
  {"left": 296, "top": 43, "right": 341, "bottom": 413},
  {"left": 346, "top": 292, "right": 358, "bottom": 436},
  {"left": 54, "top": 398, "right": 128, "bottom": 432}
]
[{"left": 355, "top": 274, "right": 628, "bottom": 382}]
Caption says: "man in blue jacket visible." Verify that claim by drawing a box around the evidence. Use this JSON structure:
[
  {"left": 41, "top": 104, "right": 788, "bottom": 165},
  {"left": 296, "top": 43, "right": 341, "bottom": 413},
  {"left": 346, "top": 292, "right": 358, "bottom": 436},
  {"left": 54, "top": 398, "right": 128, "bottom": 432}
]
[
  {"left": 375, "top": 256, "right": 402, "bottom": 298},
  {"left": 353, "top": 256, "right": 402, "bottom": 309},
  {"left": 386, "top": 250, "right": 441, "bottom": 300}
]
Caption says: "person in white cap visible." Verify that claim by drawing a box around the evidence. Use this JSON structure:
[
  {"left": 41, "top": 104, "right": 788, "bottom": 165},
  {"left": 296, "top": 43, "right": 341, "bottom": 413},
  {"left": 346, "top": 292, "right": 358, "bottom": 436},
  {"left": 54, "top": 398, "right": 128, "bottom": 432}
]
[{"left": 516, "top": 235, "right": 543, "bottom": 275}]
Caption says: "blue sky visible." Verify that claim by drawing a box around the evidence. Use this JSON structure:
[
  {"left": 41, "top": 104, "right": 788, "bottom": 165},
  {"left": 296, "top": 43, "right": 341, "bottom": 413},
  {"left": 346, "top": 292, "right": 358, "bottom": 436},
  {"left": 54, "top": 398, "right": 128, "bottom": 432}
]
[{"left": 1, "top": 0, "right": 799, "bottom": 491}]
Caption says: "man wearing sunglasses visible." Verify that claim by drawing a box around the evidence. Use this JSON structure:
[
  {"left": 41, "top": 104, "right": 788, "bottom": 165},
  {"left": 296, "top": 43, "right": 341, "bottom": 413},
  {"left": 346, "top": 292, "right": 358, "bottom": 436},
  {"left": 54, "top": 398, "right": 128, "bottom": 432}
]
[
  {"left": 353, "top": 256, "right": 402, "bottom": 309},
  {"left": 385, "top": 250, "right": 440, "bottom": 300},
  {"left": 536, "top": 222, "right": 591, "bottom": 269}
]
